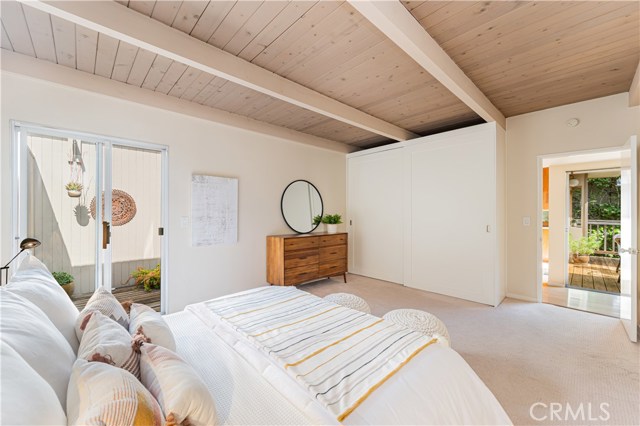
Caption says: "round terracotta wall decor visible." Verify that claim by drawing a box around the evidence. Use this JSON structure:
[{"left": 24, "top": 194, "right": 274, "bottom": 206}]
[{"left": 90, "top": 189, "right": 137, "bottom": 226}]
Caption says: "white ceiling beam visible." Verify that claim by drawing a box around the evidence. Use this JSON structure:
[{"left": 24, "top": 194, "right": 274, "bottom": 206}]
[
  {"left": 19, "top": 0, "right": 417, "bottom": 142},
  {"left": 629, "top": 61, "right": 640, "bottom": 107},
  {"left": 1, "top": 50, "right": 355, "bottom": 153},
  {"left": 349, "top": 0, "right": 506, "bottom": 130}
]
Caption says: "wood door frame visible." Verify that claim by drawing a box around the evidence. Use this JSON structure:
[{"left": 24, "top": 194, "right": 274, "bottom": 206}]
[
  {"left": 536, "top": 146, "right": 627, "bottom": 303},
  {"left": 11, "top": 121, "right": 170, "bottom": 313}
]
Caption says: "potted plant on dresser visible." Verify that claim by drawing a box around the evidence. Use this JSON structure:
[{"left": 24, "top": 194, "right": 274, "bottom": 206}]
[
  {"left": 322, "top": 214, "right": 342, "bottom": 234},
  {"left": 52, "top": 272, "right": 75, "bottom": 297}
]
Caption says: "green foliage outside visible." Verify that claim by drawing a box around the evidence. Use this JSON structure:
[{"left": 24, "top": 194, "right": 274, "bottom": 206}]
[
  {"left": 52, "top": 271, "right": 74, "bottom": 285},
  {"left": 569, "top": 232, "right": 602, "bottom": 256},
  {"left": 130, "top": 264, "right": 161, "bottom": 292},
  {"left": 321, "top": 214, "right": 342, "bottom": 225},
  {"left": 587, "top": 177, "right": 620, "bottom": 220}
]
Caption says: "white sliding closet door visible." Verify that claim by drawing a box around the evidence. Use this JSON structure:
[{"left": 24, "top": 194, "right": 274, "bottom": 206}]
[
  {"left": 405, "top": 130, "right": 496, "bottom": 305},
  {"left": 348, "top": 148, "right": 404, "bottom": 283}
]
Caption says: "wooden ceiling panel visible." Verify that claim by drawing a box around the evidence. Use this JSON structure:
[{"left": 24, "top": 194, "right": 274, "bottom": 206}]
[
  {"left": 75, "top": 26, "right": 98, "bottom": 74},
  {"left": 1, "top": 1, "right": 35, "bottom": 56},
  {"left": 22, "top": 6, "right": 56, "bottom": 62},
  {"left": 406, "top": 1, "right": 640, "bottom": 117},
  {"left": 94, "top": 33, "right": 119, "bottom": 78}
]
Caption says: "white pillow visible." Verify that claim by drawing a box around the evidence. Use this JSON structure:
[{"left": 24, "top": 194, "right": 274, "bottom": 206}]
[
  {"left": 76, "top": 286, "right": 129, "bottom": 340},
  {"left": 140, "top": 344, "right": 217, "bottom": 426},
  {"left": 0, "top": 344, "right": 67, "bottom": 425},
  {"left": 77, "top": 311, "right": 141, "bottom": 378},
  {"left": 6, "top": 254, "right": 80, "bottom": 352},
  {"left": 130, "top": 303, "right": 176, "bottom": 351},
  {"left": 0, "top": 289, "right": 75, "bottom": 407},
  {"left": 67, "top": 359, "right": 164, "bottom": 426}
]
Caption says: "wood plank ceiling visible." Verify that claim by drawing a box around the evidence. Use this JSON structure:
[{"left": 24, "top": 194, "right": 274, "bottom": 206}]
[{"left": 1, "top": 1, "right": 639, "bottom": 149}]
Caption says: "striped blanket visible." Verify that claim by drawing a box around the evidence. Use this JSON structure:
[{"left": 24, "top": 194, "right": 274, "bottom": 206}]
[{"left": 189, "top": 286, "right": 437, "bottom": 421}]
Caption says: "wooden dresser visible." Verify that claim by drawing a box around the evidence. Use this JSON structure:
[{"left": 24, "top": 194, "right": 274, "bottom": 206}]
[{"left": 267, "top": 233, "right": 347, "bottom": 286}]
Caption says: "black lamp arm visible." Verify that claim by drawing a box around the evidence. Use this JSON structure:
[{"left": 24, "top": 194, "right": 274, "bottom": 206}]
[{"left": 1, "top": 248, "right": 26, "bottom": 269}]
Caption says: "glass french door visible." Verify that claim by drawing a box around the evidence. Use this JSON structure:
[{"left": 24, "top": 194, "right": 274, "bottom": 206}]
[
  {"left": 619, "top": 136, "right": 638, "bottom": 342},
  {"left": 13, "top": 123, "right": 167, "bottom": 312}
]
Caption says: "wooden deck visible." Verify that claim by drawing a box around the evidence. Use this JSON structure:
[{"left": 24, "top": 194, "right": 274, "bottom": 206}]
[
  {"left": 71, "top": 285, "right": 161, "bottom": 312},
  {"left": 568, "top": 257, "right": 620, "bottom": 293}
]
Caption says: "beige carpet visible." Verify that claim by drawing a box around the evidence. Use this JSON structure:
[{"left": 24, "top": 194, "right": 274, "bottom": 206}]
[{"left": 301, "top": 274, "right": 640, "bottom": 426}]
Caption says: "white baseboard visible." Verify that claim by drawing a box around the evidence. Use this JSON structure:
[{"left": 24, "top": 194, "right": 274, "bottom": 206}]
[{"left": 506, "top": 292, "right": 539, "bottom": 303}]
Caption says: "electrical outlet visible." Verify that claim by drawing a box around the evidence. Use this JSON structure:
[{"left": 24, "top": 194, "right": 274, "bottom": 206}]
[{"left": 522, "top": 216, "right": 531, "bottom": 226}]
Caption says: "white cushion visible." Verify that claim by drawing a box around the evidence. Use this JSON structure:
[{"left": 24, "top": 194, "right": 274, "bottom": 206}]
[
  {"left": 6, "top": 254, "right": 80, "bottom": 352},
  {"left": 0, "top": 289, "right": 75, "bottom": 407},
  {"left": 130, "top": 303, "right": 176, "bottom": 351},
  {"left": 140, "top": 344, "right": 217, "bottom": 426},
  {"left": 67, "top": 359, "right": 164, "bottom": 426},
  {"left": 76, "top": 286, "right": 129, "bottom": 341},
  {"left": 0, "top": 344, "right": 67, "bottom": 425},
  {"left": 78, "top": 311, "right": 140, "bottom": 378}
]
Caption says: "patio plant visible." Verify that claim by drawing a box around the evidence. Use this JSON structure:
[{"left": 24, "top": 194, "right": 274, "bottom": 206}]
[
  {"left": 130, "top": 264, "right": 161, "bottom": 292},
  {"left": 65, "top": 181, "right": 83, "bottom": 198},
  {"left": 52, "top": 271, "right": 75, "bottom": 297},
  {"left": 569, "top": 233, "right": 602, "bottom": 264}
]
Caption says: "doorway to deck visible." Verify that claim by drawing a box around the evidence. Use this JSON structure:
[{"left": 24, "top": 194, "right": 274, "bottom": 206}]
[
  {"left": 12, "top": 122, "right": 168, "bottom": 312},
  {"left": 541, "top": 152, "right": 622, "bottom": 318}
]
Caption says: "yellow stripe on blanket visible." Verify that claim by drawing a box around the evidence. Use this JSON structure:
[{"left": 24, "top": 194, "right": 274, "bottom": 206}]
[
  {"left": 337, "top": 338, "right": 438, "bottom": 421},
  {"left": 285, "top": 319, "right": 384, "bottom": 368}
]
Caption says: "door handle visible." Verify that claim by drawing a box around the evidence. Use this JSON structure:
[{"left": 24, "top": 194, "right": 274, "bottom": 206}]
[
  {"left": 102, "top": 221, "right": 111, "bottom": 249},
  {"left": 619, "top": 248, "right": 638, "bottom": 255}
]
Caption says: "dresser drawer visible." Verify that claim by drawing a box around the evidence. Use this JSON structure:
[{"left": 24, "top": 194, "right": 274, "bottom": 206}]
[
  {"left": 319, "top": 234, "right": 346, "bottom": 247},
  {"left": 319, "top": 245, "right": 346, "bottom": 261},
  {"left": 318, "top": 259, "right": 347, "bottom": 277},
  {"left": 284, "top": 249, "right": 318, "bottom": 268},
  {"left": 284, "top": 237, "right": 319, "bottom": 251},
  {"left": 285, "top": 264, "right": 319, "bottom": 285}
]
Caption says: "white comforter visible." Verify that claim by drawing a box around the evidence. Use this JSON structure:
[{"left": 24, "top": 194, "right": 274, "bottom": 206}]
[{"left": 167, "top": 287, "right": 511, "bottom": 425}]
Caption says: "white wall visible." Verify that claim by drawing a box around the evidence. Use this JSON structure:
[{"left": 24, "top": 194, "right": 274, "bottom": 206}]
[
  {"left": 547, "top": 159, "right": 620, "bottom": 286},
  {"left": 506, "top": 93, "right": 640, "bottom": 302},
  {"left": 0, "top": 72, "right": 346, "bottom": 313}
]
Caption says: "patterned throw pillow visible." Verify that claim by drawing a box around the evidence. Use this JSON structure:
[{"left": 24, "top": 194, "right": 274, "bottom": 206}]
[
  {"left": 78, "top": 311, "right": 141, "bottom": 378},
  {"left": 140, "top": 344, "right": 217, "bottom": 426},
  {"left": 130, "top": 303, "right": 176, "bottom": 351},
  {"left": 66, "top": 359, "right": 164, "bottom": 426},
  {"left": 76, "top": 286, "right": 129, "bottom": 341}
]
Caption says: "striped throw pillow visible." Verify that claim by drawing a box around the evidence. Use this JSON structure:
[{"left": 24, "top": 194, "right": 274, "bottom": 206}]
[
  {"left": 67, "top": 359, "right": 163, "bottom": 426},
  {"left": 78, "top": 311, "right": 141, "bottom": 378},
  {"left": 76, "top": 286, "right": 129, "bottom": 341},
  {"left": 140, "top": 344, "right": 217, "bottom": 426}
]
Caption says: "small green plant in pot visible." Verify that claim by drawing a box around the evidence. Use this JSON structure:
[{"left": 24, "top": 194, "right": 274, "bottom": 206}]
[
  {"left": 130, "top": 264, "right": 161, "bottom": 292},
  {"left": 52, "top": 271, "right": 75, "bottom": 297},
  {"left": 321, "top": 214, "right": 343, "bottom": 234},
  {"left": 569, "top": 233, "right": 602, "bottom": 264},
  {"left": 65, "top": 181, "right": 83, "bottom": 198},
  {"left": 313, "top": 214, "right": 323, "bottom": 227}
]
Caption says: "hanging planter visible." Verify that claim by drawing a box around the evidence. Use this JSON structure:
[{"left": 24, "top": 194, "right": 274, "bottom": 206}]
[{"left": 65, "top": 181, "right": 83, "bottom": 198}]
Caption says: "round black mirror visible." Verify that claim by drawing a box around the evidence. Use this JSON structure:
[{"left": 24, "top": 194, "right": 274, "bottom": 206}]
[{"left": 281, "top": 180, "right": 323, "bottom": 234}]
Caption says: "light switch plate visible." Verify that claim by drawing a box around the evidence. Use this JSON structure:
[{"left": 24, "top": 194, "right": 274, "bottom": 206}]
[{"left": 522, "top": 216, "right": 531, "bottom": 226}]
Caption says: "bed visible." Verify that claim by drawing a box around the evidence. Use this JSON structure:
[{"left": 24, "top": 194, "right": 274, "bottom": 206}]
[
  {"left": 1, "top": 255, "right": 511, "bottom": 425},
  {"left": 165, "top": 286, "right": 511, "bottom": 425}
]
